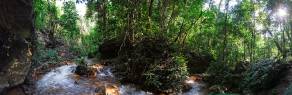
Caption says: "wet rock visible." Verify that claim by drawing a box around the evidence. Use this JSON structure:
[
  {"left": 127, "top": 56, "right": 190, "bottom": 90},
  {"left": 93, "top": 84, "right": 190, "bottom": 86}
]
[
  {"left": 0, "top": 48, "right": 32, "bottom": 95},
  {"left": 74, "top": 64, "right": 99, "bottom": 77},
  {"left": 84, "top": 57, "right": 99, "bottom": 66},
  {"left": 105, "top": 84, "right": 119, "bottom": 95},
  {"left": 75, "top": 57, "right": 104, "bottom": 76},
  {"left": 0, "top": 33, "right": 33, "bottom": 90},
  {"left": 75, "top": 65, "right": 91, "bottom": 76},
  {"left": 0, "top": 0, "right": 34, "bottom": 93},
  {"left": 95, "top": 88, "right": 102, "bottom": 93}
]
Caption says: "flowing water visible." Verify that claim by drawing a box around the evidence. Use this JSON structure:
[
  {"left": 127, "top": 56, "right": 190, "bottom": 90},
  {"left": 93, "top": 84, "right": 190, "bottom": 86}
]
[{"left": 36, "top": 64, "right": 206, "bottom": 95}]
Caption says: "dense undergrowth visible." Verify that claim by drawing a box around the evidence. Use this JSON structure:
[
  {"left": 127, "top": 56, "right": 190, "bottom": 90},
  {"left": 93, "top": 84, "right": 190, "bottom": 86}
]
[
  {"left": 100, "top": 37, "right": 189, "bottom": 93},
  {"left": 31, "top": 0, "right": 292, "bottom": 94},
  {"left": 241, "top": 59, "right": 289, "bottom": 93},
  {"left": 205, "top": 58, "right": 291, "bottom": 94},
  {"left": 93, "top": 35, "right": 292, "bottom": 94}
]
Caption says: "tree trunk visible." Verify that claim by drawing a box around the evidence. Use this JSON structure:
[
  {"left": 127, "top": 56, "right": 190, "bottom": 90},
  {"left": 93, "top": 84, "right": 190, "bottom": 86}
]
[
  {"left": 147, "top": 0, "right": 154, "bottom": 32},
  {"left": 219, "top": 0, "right": 229, "bottom": 63}
]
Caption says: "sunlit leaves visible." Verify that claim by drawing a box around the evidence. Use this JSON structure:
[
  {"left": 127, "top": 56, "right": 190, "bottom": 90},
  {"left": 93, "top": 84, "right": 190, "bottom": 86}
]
[
  {"left": 60, "top": 1, "right": 80, "bottom": 39},
  {"left": 34, "top": 0, "right": 59, "bottom": 30}
]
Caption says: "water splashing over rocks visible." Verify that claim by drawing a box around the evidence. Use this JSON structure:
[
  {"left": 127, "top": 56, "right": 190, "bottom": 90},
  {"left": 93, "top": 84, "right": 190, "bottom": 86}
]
[{"left": 36, "top": 63, "right": 206, "bottom": 95}]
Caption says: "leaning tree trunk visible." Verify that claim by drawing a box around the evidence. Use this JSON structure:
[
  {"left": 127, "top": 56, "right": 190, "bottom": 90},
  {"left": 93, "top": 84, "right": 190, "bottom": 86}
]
[{"left": 0, "top": 0, "right": 34, "bottom": 93}]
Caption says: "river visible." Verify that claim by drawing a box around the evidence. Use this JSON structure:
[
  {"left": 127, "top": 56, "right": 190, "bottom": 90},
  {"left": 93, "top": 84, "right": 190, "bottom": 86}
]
[{"left": 36, "top": 63, "right": 206, "bottom": 95}]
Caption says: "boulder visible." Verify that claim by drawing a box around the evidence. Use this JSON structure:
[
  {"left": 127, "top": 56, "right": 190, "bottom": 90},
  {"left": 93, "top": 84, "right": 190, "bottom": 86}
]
[
  {"left": 0, "top": 0, "right": 34, "bottom": 93},
  {"left": 75, "top": 65, "right": 90, "bottom": 76}
]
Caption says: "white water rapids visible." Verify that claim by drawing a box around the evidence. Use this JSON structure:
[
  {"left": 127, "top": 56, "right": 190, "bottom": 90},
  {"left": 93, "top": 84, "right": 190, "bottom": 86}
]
[{"left": 36, "top": 64, "right": 206, "bottom": 95}]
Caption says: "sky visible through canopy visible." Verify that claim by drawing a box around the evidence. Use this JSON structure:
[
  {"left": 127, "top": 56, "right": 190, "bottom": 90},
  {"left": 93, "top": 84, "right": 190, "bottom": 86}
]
[
  {"left": 56, "top": 0, "right": 87, "bottom": 17},
  {"left": 55, "top": 0, "right": 288, "bottom": 37}
]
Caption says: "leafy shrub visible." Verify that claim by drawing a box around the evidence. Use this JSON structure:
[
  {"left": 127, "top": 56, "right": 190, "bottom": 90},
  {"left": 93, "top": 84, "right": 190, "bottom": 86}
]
[
  {"left": 39, "top": 49, "right": 60, "bottom": 64},
  {"left": 79, "top": 29, "right": 102, "bottom": 57},
  {"left": 205, "top": 62, "right": 245, "bottom": 93},
  {"left": 206, "top": 62, "right": 233, "bottom": 85},
  {"left": 74, "top": 57, "right": 85, "bottom": 65},
  {"left": 112, "top": 37, "right": 189, "bottom": 93},
  {"left": 184, "top": 50, "right": 213, "bottom": 74},
  {"left": 240, "top": 59, "right": 289, "bottom": 92},
  {"left": 66, "top": 28, "right": 101, "bottom": 58},
  {"left": 143, "top": 55, "right": 189, "bottom": 91},
  {"left": 32, "top": 32, "right": 61, "bottom": 65},
  {"left": 286, "top": 56, "right": 292, "bottom": 63},
  {"left": 33, "top": 45, "right": 60, "bottom": 65},
  {"left": 46, "top": 49, "right": 58, "bottom": 59}
]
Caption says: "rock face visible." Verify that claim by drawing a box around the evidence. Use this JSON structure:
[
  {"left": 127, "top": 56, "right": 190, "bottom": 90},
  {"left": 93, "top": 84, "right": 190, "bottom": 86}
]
[{"left": 0, "top": 0, "right": 34, "bottom": 93}]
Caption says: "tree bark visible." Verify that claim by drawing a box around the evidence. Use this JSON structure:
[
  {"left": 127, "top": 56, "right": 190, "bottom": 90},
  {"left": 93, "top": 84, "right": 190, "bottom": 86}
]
[{"left": 219, "top": 0, "right": 229, "bottom": 63}]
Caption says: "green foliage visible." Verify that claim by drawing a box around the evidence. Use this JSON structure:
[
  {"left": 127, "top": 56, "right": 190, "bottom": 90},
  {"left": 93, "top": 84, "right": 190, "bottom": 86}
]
[
  {"left": 46, "top": 49, "right": 58, "bottom": 59},
  {"left": 34, "top": 0, "right": 48, "bottom": 29},
  {"left": 74, "top": 56, "right": 85, "bottom": 65},
  {"left": 33, "top": 42, "right": 60, "bottom": 64},
  {"left": 60, "top": 1, "right": 80, "bottom": 40},
  {"left": 34, "top": 0, "right": 59, "bottom": 30},
  {"left": 240, "top": 59, "right": 288, "bottom": 92},
  {"left": 38, "top": 49, "right": 60, "bottom": 63},
  {"left": 112, "top": 38, "right": 189, "bottom": 92},
  {"left": 85, "top": 0, "right": 97, "bottom": 19},
  {"left": 32, "top": 0, "right": 292, "bottom": 94},
  {"left": 79, "top": 28, "right": 102, "bottom": 57},
  {"left": 184, "top": 51, "right": 213, "bottom": 74},
  {"left": 206, "top": 62, "right": 233, "bottom": 85},
  {"left": 174, "top": 55, "right": 189, "bottom": 76},
  {"left": 143, "top": 54, "right": 189, "bottom": 92},
  {"left": 65, "top": 27, "right": 102, "bottom": 57},
  {"left": 153, "top": 54, "right": 188, "bottom": 90},
  {"left": 84, "top": 0, "right": 292, "bottom": 65}
]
